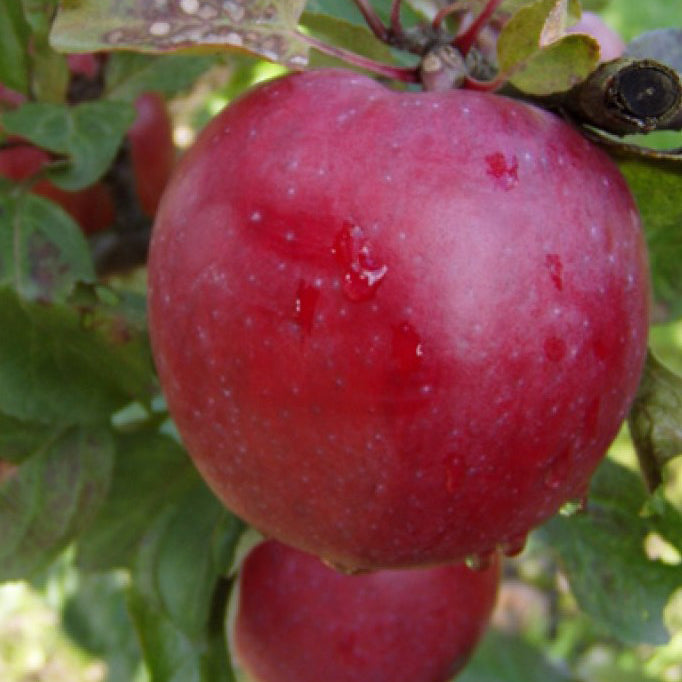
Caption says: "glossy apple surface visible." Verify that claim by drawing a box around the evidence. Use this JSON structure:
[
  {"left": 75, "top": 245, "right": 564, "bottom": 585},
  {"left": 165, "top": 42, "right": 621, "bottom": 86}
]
[
  {"left": 234, "top": 540, "right": 499, "bottom": 682},
  {"left": 148, "top": 69, "right": 649, "bottom": 570}
]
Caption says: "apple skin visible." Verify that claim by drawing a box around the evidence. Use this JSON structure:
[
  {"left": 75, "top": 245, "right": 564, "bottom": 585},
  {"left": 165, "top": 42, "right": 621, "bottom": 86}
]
[
  {"left": 0, "top": 144, "right": 115, "bottom": 234},
  {"left": 128, "top": 92, "right": 176, "bottom": 217},
  {"left": 66, "top": 53, "right": 101, "bottom": 79},
  {"left": 148, "top": 69, "right": 649, "bottom": 570},
  {"left": 233, "top": 539, "right": 500, "bottom": 682},
  {"left": 567, "top": 11, "right": 626, "bottom": 62}
]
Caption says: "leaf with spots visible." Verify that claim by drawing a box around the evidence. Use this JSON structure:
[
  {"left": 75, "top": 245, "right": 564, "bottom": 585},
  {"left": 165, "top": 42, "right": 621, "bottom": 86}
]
[
  {"left": 497, "top": 0, "right": 601, "bottom": 95},
  {"left": 0, "top": 193, "right": 94, "bottom": 303},
  {"left": 538, "top": 458, "right": 681, "bottom": 645},
  {"left": 50, "top": 0, "right": 310, "bottom": 70},
  {"left": 0, "top": 425, "right": 114, "bottom": 581},
  {"left": 0, "top": 100, "right": 136, "bottom": 190}
]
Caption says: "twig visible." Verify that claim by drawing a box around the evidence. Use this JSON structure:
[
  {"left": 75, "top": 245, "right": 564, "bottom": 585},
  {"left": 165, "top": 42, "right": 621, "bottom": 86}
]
[
  {"left": 454, "top": 0, "right": 504, "bottom": 56},
  {"left": 352, "top": 0, "right": 389, "bottom": 41},
  {"left": 390, "top": 0, "right": 405, "bottom": 40}
]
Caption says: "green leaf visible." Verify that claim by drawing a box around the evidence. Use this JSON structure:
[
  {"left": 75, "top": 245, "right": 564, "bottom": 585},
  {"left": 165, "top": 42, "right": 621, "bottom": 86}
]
[
  {"left": 76, "top": 429, "right": 198, "bottom": 571},
  {"left": 604, "top": 0, "right": 682, "bottom": 43},
  {"left": 30, "top": 44, "right": 70, "bottom": 104},
  {"left": 20, "top": 0, "right": 70, "bottom": 103},
  {"left": 51, "top": 0, "right": 310, "bottom": 69},
  {"left": 0, "top": 193, "right": 95, "bottom": 302},
  {"left": 0, "top": 100, "right": 136, "bottom": 190},
  {"left": 539, "top": 459, "right": 680, "bottom": 645},
  {"left": 0, "top": 2, "right": 31, "bottom": 95},
  {"left": 617, "top": 156, "right": 682, "bottom": 319},
  {"left": 128, "top": 481, "right": 242, "bottom": 682},
  {"left": 128, "top": 585, "right": 236, "bottom": 682},
  {"left": 0, "top": 287, "right": 153, "bottom": 425},
  {"left": 301, "top": 13, "right": 412, "bottom": 70},
  {"left": 134, "top": 482, "right": 244, "bottom": 638},
  {"left": 498, "top": 0, "right": 600, "bottom": 95},
  {"left": 628, "top": 352, "right": 682, "bottom": 478},
  {"left": 0, "top": 425, "right": 114, "bottom": 581},
  {"left": 0, "top": 413, "right": 60, "bottom": 465},
  {"left": 21, "top": 0, "right": 59, "bottom": 38},
  {"left": 581, "top": 0, "right": 609, "bottom": 9},
  {"left": 458, "top": 629, "right": 574, "bottom": 682},
  {"left": 104, "top": 52, "right": 217, "bottom": 101},
  {"left": 62, "top": 571, "right": 143, "bottom": 682}
]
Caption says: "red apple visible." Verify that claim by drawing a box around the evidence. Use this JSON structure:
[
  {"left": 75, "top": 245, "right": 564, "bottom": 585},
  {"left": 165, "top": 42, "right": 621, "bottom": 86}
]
[
  {"left": 148, "top": 69, "right": 649, "bottom": 570},
  {"left": 128, "top": 91, "right": 176, "bottom": 217},
  {"left": 0, "top": 144, "right": 115, "bottom": 234},
  {"left": 233, "top": 540, "right": 500, "bottom": 682},
  {"left": 66, "top": 53, "right": 102, "bottom": 79},
  {"left": 0, "top": 83, "right": 26, "bottom": 109},
  {"left": 567, "top": 11, "right": 625, "bottom": 62}
]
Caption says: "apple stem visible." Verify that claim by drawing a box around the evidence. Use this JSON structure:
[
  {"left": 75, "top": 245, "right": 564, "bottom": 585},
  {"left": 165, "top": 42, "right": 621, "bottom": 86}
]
[
  {"left": 297, "top": 32, "right": 420, "bottom": 84},
  {"left": 352, "top": 0, "right": 390, "bottom": 41},
  {"left": 453, "top": 0, "right": 504, "bottom": 56},
  {"left": 432, "top": 1, "right": 468, "bottom": 32},
  {"left": 463, "top": 72, "right": 507, "bottom": 92}
]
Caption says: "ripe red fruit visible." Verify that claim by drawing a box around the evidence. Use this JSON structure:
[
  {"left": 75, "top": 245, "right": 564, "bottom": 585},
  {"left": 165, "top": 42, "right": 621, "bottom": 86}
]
[
  {"left": 148, "top": 69, "right": 649, "bottom": 570},
  {"left": 128, "top": 92, "right": 176, "bottom": 217},
  {"left": 0, "top": 83, "right": 26, "bottom": 109},
  {"left": 66, "top": 53, "right": 102, "bottom": 79},
  {"left": 233, "top": 540, "right": 500, "bottom": 682},
  {"left": 0, "top": 144, "right": 115, "bottom": 234}
]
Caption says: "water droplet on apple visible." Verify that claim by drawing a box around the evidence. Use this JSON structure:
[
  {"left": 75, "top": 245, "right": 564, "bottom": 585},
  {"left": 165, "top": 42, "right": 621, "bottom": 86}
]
[
  {"left": 293, "top": 279, "right": 320, "bottom": 334},
  {"left": 465, "top": 550, "right": 496, "bottom": 572},
  {"left": 332, "top": 221, "right": 388, "bottom": 302}
]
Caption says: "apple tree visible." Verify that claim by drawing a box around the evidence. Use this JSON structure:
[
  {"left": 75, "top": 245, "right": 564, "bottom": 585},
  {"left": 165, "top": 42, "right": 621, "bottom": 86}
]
[{"left": 1, "top": 1, "right": 682, "bottom": 681}]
